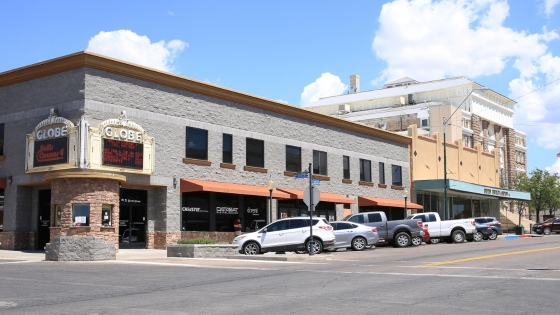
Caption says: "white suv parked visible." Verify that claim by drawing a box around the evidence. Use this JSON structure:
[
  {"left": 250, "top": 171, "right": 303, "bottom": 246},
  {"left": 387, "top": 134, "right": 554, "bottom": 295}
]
[{"left": 233, "top": 217, "right": 335, "bottom": 255}]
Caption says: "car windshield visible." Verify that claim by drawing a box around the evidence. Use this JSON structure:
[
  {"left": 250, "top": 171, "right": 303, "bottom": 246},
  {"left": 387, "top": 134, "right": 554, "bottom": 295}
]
[
  {"left": 342, "top": 215, "right": 352, "bottom": 221},
  {"left": 405, "top": 215, "right": 414, "bottom": 219},
  {"left": 542, "top": 218, "right": 555, "bottom": 223}
]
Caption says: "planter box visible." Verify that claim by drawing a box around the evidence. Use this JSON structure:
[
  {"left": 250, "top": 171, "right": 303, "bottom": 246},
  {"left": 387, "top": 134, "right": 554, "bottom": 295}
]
[
  {"left": 45, "top": 236, "right": 116, "bottom": 261},
  {"left": 167, "top": 244, "right": 238, "bottom": 258}
]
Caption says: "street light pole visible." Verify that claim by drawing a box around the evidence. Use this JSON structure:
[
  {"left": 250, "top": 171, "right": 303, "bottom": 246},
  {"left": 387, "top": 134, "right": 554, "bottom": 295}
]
[
  {"left": 266, "top": 177, "right": 275, "bottom": 224},
  {"left": 402, "top": 187, "right": 410, "bottom": 217},
  {"left": 443, "top": 87, "right": 489, "bottom": 220}
]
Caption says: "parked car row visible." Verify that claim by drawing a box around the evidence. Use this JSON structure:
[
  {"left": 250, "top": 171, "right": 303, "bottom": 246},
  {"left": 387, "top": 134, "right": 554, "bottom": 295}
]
[
  {"left": 232, "top": 212, "right": 504, "bottom": 255},
  {"left": 532, "top": 217, "right": 560, "bottom": 235}
]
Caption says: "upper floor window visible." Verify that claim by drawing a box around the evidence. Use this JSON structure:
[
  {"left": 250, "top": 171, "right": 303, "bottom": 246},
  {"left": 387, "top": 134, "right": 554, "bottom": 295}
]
[
  {"left": 185, "top": 127, "right": 208, "bottom": 160},
  {"left": 223, "top": 134, "right": 233, "bottom": 164},
  {"left": 286, "top": 145, "right": 301, "bottom": 172},
  {"left": 462, "top": 135, "right": 473, "bottom": 148},
  {"left": 0, "top": 123, "right": 4, "bottom": 156},
  {"left": 360, "top": 159, "right": 372, "bottom": 182},
  {"left": 246, "top": 138, "right": 264, "bottom": 168},
  {"left": 421, "top": 119, "right": 428, "bottom": 127},
  {"left": 462, "top": 118, "right": 471, "bottom": 129},
  {"left": 392, "top": 165, "right": 402, "bottom": 186},
  {"left": 343, "top": 156, "right": 350, "bottom": 179},
  {"left": 379, "top": 162, "right": 385, "bottom": 184},
  {"left": 313, "top": 150, "right": 328, "bottom": 176}
]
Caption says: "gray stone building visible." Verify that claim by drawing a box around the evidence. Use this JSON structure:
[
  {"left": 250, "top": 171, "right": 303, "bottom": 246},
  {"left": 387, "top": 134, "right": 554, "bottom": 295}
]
[{"left": 0, "top": 52, "right": 414, "bottom": 250}]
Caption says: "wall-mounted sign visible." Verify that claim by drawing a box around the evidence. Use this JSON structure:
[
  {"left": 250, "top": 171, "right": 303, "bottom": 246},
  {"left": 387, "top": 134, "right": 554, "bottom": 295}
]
[
  {"left": 216, "top": 207, "right": 238, "bottom": 215},
  {"left": 484, "top": 188, "right": 511, "bottom": 197},
  {"left": 26, "top": 109, "right": 78, "bottom": 173},
  {"left": 88, "top": 111, "right": 155, "bottom": 174},
  {"left": 182, "top": 207, "right": 209, "bottom": 212}
]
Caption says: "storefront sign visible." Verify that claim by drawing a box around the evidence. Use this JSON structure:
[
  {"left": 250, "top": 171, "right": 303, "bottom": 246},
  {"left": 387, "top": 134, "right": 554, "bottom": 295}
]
[
  {"left": 216, "top": 207, "right": 238, "bottom": 215},
  {"left": 120, "top": 198, "right": 142, "bottom": 203},
  {"left": 103, "top": 139, "right": 143, "bottom": 169},
  {"left": 26, "top": 109, "right": 77, "bottom": 172},
  {"left": 484, "top": 188, "right": 511, "bottom": 197},
  {"left": 247, "top": 207, "right": 259, "bottom": 215},
  {"left": 33, "top": 138, "right": 68, "bottom": 167},
  {"left": 182, "top": 207, "right": 209, "bottom": 213}
]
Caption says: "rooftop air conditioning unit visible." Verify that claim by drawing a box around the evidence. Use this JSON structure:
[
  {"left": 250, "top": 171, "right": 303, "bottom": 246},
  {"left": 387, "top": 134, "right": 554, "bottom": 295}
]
[{"left": 338, "top": 104, "right": 351, "bottom": 114}]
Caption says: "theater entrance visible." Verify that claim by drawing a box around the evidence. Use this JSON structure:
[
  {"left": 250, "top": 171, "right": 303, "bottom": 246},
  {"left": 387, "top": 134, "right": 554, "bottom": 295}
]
[
  {"left": 37, "top": 189, "right": 51, "bottom": 249},
  {"left": 119, "top": 189, "right": 147, "bottom": 249}
]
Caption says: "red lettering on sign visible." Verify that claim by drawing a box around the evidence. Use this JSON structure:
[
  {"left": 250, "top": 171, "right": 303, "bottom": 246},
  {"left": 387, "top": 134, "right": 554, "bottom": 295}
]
[{"left": 36, "top": 144, "right": 64, "bottom": 162}]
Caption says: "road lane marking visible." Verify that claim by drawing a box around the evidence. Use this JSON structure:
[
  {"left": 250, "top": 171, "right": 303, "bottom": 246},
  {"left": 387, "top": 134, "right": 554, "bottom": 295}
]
[
  {"left": 299, "top": 270, "right": 560, "bottom": 281},
  {"left": 97, "top": 260, "right": 279, "bottom": 270},
  {"left": 398, "top": 266, "right": 560, "bottom": 272},
  {"left": 0, "top": 261, "right": 39, "bottom": 265},
  {"left": 419, "top": 246, "right": 560, "bottom": 266}
]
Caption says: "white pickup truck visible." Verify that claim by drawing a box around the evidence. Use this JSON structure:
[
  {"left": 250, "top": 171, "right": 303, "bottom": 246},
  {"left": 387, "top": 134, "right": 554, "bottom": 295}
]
[{"left": 405, "top": 212, "right": 476, "bottom": 244}]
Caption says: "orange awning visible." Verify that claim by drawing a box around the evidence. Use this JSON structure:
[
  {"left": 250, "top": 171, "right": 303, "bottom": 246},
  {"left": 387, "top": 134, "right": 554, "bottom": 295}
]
[
  {"left": 277, "top": 188, "right": 356, "bottom": 204},
  {"left": 358, "top": 196, "right": 423, "bottom": 209},
  {"left": 0, "top": 177, "right": 5, "bottom": 189},
  {"left": 180, "top": 179, "right": 291, "bottom": 199}
]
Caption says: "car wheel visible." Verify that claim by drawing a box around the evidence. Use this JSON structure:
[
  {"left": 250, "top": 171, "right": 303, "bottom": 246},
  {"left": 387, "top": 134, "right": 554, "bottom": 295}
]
[
  {"left": 306, "top": 239, "right": 323, "bottom": 254},
  {"left": 452, "top": 230, "right": 466, "bottom": 243},
  {"left": 473, "top": 231, "right": 483, "bottom": 242},
  {"left": 429, "top": 238, "right": 440, "bottom": 244},
  {"left": 556, "top": 232, "right": 560, "bottom": 235},
  {"left": 544, "top": 227, "right": 551, "bottom": 235},
  {"left": 411, "top": 236, "right": 422, "bottom": 246},
  {"left": 351, "top": 237, "right": 367, "bottom": 251},
  {"left": 394, "top": 232, "right": 411, "bottom": 247},
  {"left": 243, "top": 242, "right": 260, "bottom": 255},
  {"left": 488, "top": 230, "right": 498, "bottom": 240}
]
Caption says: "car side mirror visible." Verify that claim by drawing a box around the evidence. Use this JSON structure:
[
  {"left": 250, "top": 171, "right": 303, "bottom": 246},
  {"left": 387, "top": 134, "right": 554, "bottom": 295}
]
[{"left": 261, "top": 228, "right": 267, "bottom": 233}]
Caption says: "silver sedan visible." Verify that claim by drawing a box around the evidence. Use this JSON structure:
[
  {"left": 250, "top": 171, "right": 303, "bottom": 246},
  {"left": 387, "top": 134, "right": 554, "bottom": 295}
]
[{"left": 329, "top": 221, "right": 379, "bottom": 251}]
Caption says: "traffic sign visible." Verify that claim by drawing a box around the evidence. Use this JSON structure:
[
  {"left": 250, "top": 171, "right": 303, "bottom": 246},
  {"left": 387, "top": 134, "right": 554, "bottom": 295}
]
[
  {"left": 303, "top": 186, "right": 320, "bottom": 207},
  {"left": 311, "top": 180, "right": 321, "bottom": 185},
  {"left": 295, "top": 174, "right": 309, "bottom": 178}
]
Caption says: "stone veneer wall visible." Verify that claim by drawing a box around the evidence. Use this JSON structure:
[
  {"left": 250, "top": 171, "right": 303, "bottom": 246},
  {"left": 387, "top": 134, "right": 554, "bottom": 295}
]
[
  {"left": 482, "top": 120, "right": 490, "bottom": 152},
  {"left": 471, "top": 115, "right": 481, "bottom": 146},
  {"left": 50, "top": 178, "right": 120, "bottom": 248},
  {"left": 505, "top": 128, "right": 516, "bottom": 189},
  {"left": 0, "top": 232, "right": 35, "bottom": 250}
]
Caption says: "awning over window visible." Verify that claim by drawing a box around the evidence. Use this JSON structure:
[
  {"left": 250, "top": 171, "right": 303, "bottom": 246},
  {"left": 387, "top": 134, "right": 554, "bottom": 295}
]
[
  {"left": 0, "top": 177, "right": 6, "bottom": 189},
  {"left": 277, "top": 188, "right": 356, "bottom": 204},
  {"left": 358, "top": 196, "right": 423, "bottom": 209},
  {"left": 180, "top": 179, "right": 291, "bottom": 199}
]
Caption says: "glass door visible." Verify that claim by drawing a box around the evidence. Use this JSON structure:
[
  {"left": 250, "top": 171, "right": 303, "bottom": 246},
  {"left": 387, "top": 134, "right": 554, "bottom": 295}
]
[{"left": 119, "top": 189, "right": 147, "bottom": 249}]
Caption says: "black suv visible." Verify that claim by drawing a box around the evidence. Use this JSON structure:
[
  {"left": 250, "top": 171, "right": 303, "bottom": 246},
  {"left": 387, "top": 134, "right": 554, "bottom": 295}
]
[{"left": 474, "top": 217, "right": 503, "bottom": 240}]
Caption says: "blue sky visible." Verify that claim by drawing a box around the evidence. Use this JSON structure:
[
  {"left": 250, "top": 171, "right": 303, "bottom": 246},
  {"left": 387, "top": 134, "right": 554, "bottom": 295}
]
[{"left": 1, "top": 0, "right": 560, "bottom": 174}]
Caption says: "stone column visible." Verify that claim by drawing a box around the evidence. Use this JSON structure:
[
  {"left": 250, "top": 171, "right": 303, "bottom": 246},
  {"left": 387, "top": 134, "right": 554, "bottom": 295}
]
[
  {"left": 471, "top": 115, "right": 481, "bottom": 146},
  {"left": 505, "top": 128, "right": 516, "bottom": 189},
  {"left": 482, "top": 120, "right": 490, "bottom": 152}
]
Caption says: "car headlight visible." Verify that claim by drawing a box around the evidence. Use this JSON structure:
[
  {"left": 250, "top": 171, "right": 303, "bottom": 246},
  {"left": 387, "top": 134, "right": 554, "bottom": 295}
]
[{"left": 235, "top": 236, "right": 246, "bottom": 241}]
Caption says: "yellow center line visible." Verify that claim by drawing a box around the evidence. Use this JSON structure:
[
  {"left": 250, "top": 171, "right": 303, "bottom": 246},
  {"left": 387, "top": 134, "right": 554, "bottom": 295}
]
[{"left": 420, "top": 246, "right": 560, "bottom": 267}]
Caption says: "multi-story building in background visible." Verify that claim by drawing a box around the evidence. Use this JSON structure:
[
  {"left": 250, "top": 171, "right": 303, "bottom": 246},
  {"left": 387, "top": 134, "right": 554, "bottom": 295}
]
[{"left": 303, "top": 75, "right": 528, "bottom": 192}]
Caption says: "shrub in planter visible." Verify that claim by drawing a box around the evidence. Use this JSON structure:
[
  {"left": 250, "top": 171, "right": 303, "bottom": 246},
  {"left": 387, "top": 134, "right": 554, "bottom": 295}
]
[{"left": 177, "top": 234, "right": 219, "bottom": 244}]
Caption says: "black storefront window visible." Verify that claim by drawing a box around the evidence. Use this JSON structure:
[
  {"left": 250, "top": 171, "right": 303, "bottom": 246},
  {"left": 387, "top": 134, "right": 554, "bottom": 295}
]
[
  {"left": 246, "top": 138, "right": 264, "bottom": 168},
  {"left": 343, "top": 156, "right": 350, "bottom": 179},
  {"left": 392, "top": 165, "right": 402, "bottom": 186},
  {"left": 223, "top": 134, "right": 233, "bottom": 164},
  {"left": 286, "top": 145, "right": 301, "bottom": 172},
  {"left": 244, "top": 196, "right": 267, "bottom": 232},
  {"left": 313, "top": 150, "right": 328, "bottom": 176},
  {"left": 379, "top": 162, "right": 385, "bottom": 184},
  {"left": 182, "top": 191, "right": 210, "bottom": 231},
  {"left": 215, "top": 193, "right": 239, "bottom": 232},
  {"left": 278, "top": 199, "right": 336, "bottom": 222},
  {"left": 0, "top": 123, "right": 4, "bottom": 156},
  {"left": 186, "top": 127, "right": 208, "bottom": 160},
  {"left": 360, "top": 159, "right": 371, "bottom": 182}
]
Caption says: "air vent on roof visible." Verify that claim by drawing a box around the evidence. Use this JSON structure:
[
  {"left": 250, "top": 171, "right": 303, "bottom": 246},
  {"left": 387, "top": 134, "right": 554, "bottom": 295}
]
[{"left": 338, "top": 104, "right": 351, "bottom": 114}]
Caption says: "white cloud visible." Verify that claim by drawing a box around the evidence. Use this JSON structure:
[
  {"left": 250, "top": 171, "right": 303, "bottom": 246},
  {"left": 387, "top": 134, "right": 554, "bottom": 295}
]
[
  {"left": 300, "top": 73, "right": 347, "bottom": 105},
  {"left": 168, "top": 11, "right": 174, "bottom": 16},
  {"left": 541, "top": 0, "right": 560, "bottom": 16},
  {"left": 546, "top": 158, "right": 560, "bottom": 174},
  {"left": 276, "top": 99, "right": 289, "bottom": 104},
  {"left": 86, "top": 30, "right": 188, "bottom": 73},
  {"left": 372, "top": 0, "right": 551, "bottom": 84}
]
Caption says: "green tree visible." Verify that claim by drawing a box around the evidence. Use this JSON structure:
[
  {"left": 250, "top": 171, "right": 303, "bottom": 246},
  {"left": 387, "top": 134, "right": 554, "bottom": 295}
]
[
  {"left": 512, "top": 173, "right": 531, "bottom": 226},
  {"left": 545, "top": 174, "right": 560, "bottom": 217},
  {"left": 520, "top": 169, "right": 557, "bottom": 223}
]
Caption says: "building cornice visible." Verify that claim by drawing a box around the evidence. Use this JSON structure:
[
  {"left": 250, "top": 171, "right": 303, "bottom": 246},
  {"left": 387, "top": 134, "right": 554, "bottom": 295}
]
[{"left": 0, "top": 51, "right": 411, "bottom": 145}]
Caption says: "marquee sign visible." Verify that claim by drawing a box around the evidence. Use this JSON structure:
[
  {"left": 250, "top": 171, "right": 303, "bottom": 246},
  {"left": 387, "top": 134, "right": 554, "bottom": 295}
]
[
  {"left": 88, "top": 111, "right": 154, "bottom": 174},
  {"left": 26, "top": 109, "right": 78, "bottom": 172}
]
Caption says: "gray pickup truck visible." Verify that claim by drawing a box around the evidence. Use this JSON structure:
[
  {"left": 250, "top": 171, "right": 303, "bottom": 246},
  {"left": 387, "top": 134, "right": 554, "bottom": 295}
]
[{"left": 342, "top": 211, "right": 424, "bottom": 247}]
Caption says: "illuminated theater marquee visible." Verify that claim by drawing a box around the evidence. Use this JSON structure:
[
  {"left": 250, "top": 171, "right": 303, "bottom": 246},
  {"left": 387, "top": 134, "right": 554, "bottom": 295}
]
[
  {"left": 88, "top": 111, "right": 155, "bottom": 174},
  {"left": 26, "top": 109, "right": 78, "bottom": 172}
]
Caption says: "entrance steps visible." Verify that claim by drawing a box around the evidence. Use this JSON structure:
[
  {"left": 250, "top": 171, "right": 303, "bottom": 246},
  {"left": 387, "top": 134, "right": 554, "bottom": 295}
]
[{"left": 499, "top": 209, "right": 535, "bottom": 232}]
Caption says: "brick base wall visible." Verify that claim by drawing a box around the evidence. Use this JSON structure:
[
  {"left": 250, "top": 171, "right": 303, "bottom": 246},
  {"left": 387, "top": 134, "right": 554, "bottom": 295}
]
[
  {"left": 153, "top": 231, "right": 181, "bottom": 250},
  {"left": 0, "top": 232, "right": 36, "bottom": 250}
]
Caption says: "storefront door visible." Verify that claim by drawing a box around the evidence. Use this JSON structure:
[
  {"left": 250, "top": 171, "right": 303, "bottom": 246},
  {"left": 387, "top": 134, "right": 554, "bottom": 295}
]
[
  {"left": 119, "top": 189, "right": 147, "bottom": 249},
  {"left": 38, "top": 189, "right": 51, "bottom": 249}
]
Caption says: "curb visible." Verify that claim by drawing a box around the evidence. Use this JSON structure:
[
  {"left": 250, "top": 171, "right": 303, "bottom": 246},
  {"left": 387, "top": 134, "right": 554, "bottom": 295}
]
[
  {"left": 226, "top": 254, "right": 333, "bottom": 261},
  {"left": 503, "top": 234, "right": 543, "bottom": 239}
]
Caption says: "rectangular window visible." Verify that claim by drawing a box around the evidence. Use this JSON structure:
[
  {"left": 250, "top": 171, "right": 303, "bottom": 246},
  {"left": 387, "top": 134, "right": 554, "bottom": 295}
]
[
  {"left": 72, "top": 204, "right": 90, "bottom": 227},
  {"left": 182, "top": 192, "right": 210, "bottom": 231},
  {"left": 223, "top": 134, "right": 233, "bottom": 164},
  {"left": 313, "top": 150, "right": 328, "bottom": 175},
  {"left": 54, "top": 204, "right": 61, "bottom": 227},
  {"left": 360, "top": 159, "right": 372, "bottom": 182},
  {"left": 421, "top": 119, "right": 428, "bottom": 127},
  {"left": 246, "top": 138, "right": 264, "bottom": 168},
  {"left": 101, "top": 204, "right": 113, "bottom": 227},
  {"left": 285, "top": 145, "right": 301, "bottom": 172},
  {"left": 379, "top": 162, "right": 385, "bottom": 184},
  {"left": 0, "top": 123, "right": 4, "bottom": 156},
  {"left": 185, "top": 127, "right": 208, "bottom": 160},
  {"left": 343, "top": 156, "right": 350, "bottom": 179},
  {"left": 392, "top": 165, "right": 402, "bottom": 186}
]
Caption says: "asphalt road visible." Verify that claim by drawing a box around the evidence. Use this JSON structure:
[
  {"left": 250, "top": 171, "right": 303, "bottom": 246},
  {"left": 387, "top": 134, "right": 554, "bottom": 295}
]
[{"left": 1, "top": 235, "right": 559, "bottom": 315}]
